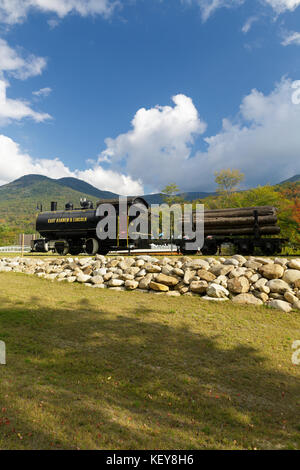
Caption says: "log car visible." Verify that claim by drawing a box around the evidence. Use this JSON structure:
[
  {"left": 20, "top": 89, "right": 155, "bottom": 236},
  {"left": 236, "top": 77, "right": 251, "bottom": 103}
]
[{"left": 178, "top": 206, "right": 288, "bottom": 256}]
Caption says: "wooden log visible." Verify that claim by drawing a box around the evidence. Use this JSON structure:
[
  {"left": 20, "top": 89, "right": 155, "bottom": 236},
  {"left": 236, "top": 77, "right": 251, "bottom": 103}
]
[
  {"left": 199, "top": 215, "right": 278, "bottom": 227},
  {"left": 202, "top": 206, "right": 276, "bottom": 218}
]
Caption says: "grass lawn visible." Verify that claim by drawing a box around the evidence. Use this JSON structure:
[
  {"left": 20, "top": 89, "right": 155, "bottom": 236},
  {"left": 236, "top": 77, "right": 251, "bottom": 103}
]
[{"left": 0, "top": 272, "right": 299, "bottom": 450}]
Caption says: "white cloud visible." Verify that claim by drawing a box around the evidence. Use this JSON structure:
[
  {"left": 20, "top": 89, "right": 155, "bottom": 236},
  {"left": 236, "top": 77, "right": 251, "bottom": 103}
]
[
  {"left": 32, "top": 87, "right": 52, "bottom": 97},
  {"left": 76, "top": 167, "right": 144, "bottom": 195},
  {"left": 99, "top": 94, "right": 207, "bottom": 191},
  {"left": 181, "top": 0, "right": 300, "bottom": 20},
  {"left": 0, "top": 40, "right": 50, "bottom": 124},
  {"left": 0, "top": 0, "right": 118, "bottom": 24},
  {"left": 0, "top": 38, "right": 46, "bottom": 79},
  {"left": 0, "top": 134, "right": 144, "bottom": 195},
  {"left": 242, "top": 16, "right": 258, "bottom": 33},
  {"left": 181, "top": 0, "right": 244, "bottom": 21},
  {"left": 0, "top": 134, "right": 72, "bottom": 183},
  {"left": 0, "top": 79, "right": 51, "bottom": 124},
  {"left": 97, "top": 80, "right": 300, "bottom": 192},
  {"left": 281, "top": 30, "right": 300, "bottom": 45}
]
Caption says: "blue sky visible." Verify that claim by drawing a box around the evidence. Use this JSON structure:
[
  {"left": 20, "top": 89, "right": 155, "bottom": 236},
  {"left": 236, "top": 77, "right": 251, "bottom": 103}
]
[{"left": 0, "top": 0, "right": 300, "bottom": 194}]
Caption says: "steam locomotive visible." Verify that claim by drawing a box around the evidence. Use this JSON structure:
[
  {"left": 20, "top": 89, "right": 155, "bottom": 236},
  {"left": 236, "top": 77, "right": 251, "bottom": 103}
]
[
  {"left": 31, "top": 198, "right": 288, "bottom": 256},
  {"left": 32, "top": 197, "right": 150, "bottom": 256}
]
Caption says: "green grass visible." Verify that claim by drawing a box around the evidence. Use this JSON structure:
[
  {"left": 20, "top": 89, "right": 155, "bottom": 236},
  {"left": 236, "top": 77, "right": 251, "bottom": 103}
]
[{"left": 0, "top": 272, "right": 299, "bottom": 450}]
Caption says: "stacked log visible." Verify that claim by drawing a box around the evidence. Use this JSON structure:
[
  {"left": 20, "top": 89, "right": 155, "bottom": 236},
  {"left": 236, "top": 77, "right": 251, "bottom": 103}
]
[{"left": 189, "top": 206, "right": 280, "bottom": 236}]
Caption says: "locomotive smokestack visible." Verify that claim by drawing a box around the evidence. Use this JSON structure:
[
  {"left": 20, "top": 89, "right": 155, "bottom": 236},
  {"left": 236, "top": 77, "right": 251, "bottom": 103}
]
[{"left": 51, "top": 201, "right": 57, "bottom": 212}]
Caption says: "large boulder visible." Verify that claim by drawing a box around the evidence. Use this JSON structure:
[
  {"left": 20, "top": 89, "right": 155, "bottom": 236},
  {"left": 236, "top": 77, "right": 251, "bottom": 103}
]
[
  {"left": 125, "top": 280, "right": 139, "bottom": 290},
  {"left": 197, "top": 269, "right": 216, "bottom": 282},
  {"left": 144, "top": 264, "right": 161, "bottom": 273},
  {"left": 139, "top": 273, "right": 153, "bottom": 290},
  {"left": 282, "top": 270, "right": 300, "bottom": 285},
  {"left": 284, "top": 291, "right": 299, "bottom": 305},
  {"left": 253, "top": 278, "right": 270, "bottom": 294},
  {"left": 108, "top": 279, "right": 125, "bottom": 287},
  {"left": 268, "top": 300, "right": 292, "bottom": 313},
  {"left": 189, "top": 259, "right": 210, "bottom": 270},
  {"left": 190, "top": 281, "right": 208, "bottom": 294},
  {"left": 231, "top": 254, "right": 247, "bottom": 265},
  {"left": 202, "top": 296, "right": 229, "bottom": 302},
  {"left": 155, "top": 273, "right": 179, "bottom": 287},
  {"left": 206, "top": 283, "right": 229, "bottom": 298},
  {"left": 149, "top": 281, "right": 169, "bottom": 292},
  {"left": 288, "top": 259, "right": 300, "bottom": 270},
  {"left": 76, "top": 273, "right": 91, "bottom": 283},
  {"left": 223, "top": 258, "right": 240, "bottom": 266},
  {"left": 183, "top": 269, "right": 196, "bottom": 285},
  {"left": 259, "top": 264, "right": 284, "bottom": 280},
  {"left": 227, "top": 276, "right": 250, "bottom": 294},
  {"left": 232, "top": 293, "right": 263, "bottom": 306},
  {"left": 91, "top": 275, "right": 104, "bottom": 285},
  {"left": 266, "top": 279, "right": 290, "bottom": 294},
  {"left": 209, "top": 265, "right": 234, "bottom": 277}
]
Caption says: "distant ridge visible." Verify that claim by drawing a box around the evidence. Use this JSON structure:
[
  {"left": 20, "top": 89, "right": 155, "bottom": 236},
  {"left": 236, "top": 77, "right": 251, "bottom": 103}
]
[
  {"left": 57, "top": 177, "right": 119, "bottom": 199},
  {"left": 2, "top": 173, "right": 299, "bottom": 207},
  {"left": 279, "top": 174, "right": 300, "bottom": 184}
]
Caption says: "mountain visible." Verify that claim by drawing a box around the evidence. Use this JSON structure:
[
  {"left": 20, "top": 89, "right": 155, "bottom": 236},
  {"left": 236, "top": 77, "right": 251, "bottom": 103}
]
[
  {"left": 57, "top": 177, "right": 118, "bottom": 199},
  {"left": 0, "top": 175, "right": 101, "bottom": 242},
  {"left": 143, "top": 191, "right": 215, "bottom": 204},
  {"left": 278, "top": 174, "right": 300, "bottom": 185}
]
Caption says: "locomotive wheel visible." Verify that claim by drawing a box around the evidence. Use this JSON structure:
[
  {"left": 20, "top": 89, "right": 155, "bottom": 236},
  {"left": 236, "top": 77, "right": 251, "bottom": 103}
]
[
  {"left": 201, "top": 241, "right": 218, "bottom": 256},
  {"left": 85, "top": 238, "right": 99, "bottom": 256},
  {"left": 69, "top": 246, "right": 83, "bottom": 256},
  {"left": 98, "top": 247, "right": 110, "bottom": 256},
  {"left": 261, "top": 240, "right": 276, "bottom": 256},
  {"left": 237, "top": 241, "right": 254, "bottom": 256},
  {"left": 55, "top": 241, "right": 69, "bottom": 256},
  {"left": 180, "top": 247, "right": 198, "bottom": 256}
]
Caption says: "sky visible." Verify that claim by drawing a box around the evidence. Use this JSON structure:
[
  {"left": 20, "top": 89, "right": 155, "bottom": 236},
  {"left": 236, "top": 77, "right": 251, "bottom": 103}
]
[{"left": 0, "top": 0, "right": 300, "bottom": 195}]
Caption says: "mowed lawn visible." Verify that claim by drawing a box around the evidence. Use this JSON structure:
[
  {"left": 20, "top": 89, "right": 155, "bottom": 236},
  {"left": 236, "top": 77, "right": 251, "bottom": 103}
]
[{"left": 0, "top": 272, "right": 299, "bottom": 450}]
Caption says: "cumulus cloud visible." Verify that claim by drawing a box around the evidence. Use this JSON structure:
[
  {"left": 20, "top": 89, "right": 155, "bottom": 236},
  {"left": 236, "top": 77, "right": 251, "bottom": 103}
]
[
  {"left": 99, "top": 94, "right": 207, "bottom": 191},
  {"left": 0, "top": 80, "right": 51, "bottom": 124},
  {"left": 76, "top": 167, "right": 144, "bottom": 195},
  {"left": 0, "top": 40, "right": 50, "bottom": 124},
  {"left": 0, "top": 0, "right": 118, "bottom": 24},
  {"left": 0, "top": 134, "right": 72, "bottom": 183},
  {"left": 281, "top": 31, "right": 300, "bottom": 45},
  {"left": 97, "top": 81, "right": 300, "bottom": 192},
  {"left": 0, "top": 38, "right": 46, "bottom": 79},
  {"left": 0, "top": 134, "right": 143, "bottom": 195}
]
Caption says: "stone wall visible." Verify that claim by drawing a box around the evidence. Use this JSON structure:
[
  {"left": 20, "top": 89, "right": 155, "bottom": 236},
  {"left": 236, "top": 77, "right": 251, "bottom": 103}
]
[{"left": 1, "top": 255, "right": 300, "bottom": 312}]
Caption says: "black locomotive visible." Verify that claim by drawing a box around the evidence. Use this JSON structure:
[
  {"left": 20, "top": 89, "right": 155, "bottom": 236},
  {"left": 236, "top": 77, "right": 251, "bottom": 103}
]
[{"left": 32, "top": 197, "right": 150, "bottom": 256}]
